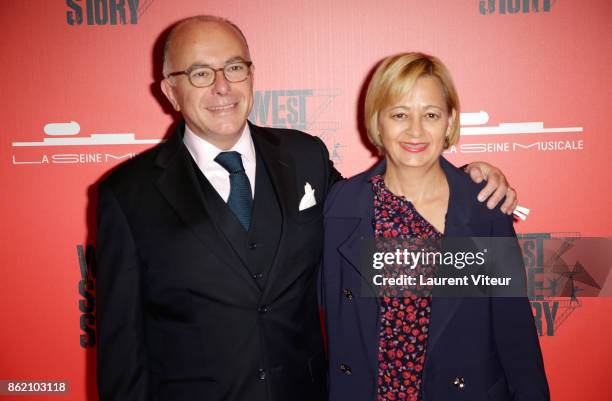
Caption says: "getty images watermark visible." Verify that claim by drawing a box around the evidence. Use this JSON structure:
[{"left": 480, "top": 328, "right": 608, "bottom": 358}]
[{"left": 357, "top": 237, "right": 612, "bottom": 298}]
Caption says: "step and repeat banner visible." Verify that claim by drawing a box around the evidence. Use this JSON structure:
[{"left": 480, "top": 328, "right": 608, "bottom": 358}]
[{"left": 1, "top": 1, "right": 611, "bottom": 400}]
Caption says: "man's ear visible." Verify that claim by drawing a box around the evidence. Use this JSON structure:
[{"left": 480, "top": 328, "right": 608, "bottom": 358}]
[{"left": 161, "top": 79, "right": 181, "bottom": 111}]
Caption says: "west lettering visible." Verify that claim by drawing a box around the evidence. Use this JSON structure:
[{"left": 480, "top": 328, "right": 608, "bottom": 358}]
[
  {"left": 286, "top": 97, "right": 299, "bottom": 125},
  {"left": 252, "top": 91, "right": 271, "bottom": 124},
  {"left": 272, "top": 92, "right": 285, "bottom": 126},
  {"left": 250, "top": 90, "right": 311, "bottom": 129}
]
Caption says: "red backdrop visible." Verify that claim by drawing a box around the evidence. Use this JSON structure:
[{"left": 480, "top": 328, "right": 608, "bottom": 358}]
[{"left": 1, "top": 1, "right": 611, "bottom": 400}]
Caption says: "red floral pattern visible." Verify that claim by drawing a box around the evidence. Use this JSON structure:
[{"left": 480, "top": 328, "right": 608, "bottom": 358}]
[{"left": 372, "top": 175, "right": 442, "bottom": 401}]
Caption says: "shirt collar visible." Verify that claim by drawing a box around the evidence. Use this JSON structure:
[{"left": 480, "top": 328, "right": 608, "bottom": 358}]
[{"left": 183, "top": 123, "right": 255, "bottom": 170}]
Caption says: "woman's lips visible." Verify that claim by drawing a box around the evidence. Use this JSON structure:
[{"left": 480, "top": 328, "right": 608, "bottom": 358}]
[{"left": 399, "top": 142, "right": 429, "bottom": 153}]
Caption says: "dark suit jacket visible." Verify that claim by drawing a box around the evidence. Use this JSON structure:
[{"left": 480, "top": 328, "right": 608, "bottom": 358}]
[
  {"left": 321, "top": 157, "right": 549, "bottom": 401},
  {"left": 96, "top": 122, "right": 340, "bottom": 401}
]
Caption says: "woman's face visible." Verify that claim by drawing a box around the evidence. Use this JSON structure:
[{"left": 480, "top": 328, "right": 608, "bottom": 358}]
[{"left": 378, "top": 75, "right": 453, "bottom": 171}]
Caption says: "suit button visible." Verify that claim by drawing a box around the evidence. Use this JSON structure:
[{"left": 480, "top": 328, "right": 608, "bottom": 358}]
[
  {"left": 339, "top": 363, "right": 352, "bottom": 375},
  {"left": 453, "top": 377, "right": 465, "bottom": 389},
  {"left": 248, "top": 241, "right": 257, "bottom": 250},
  {"left": 252, "top": 273, "right": 264, "bottom": 279},
  {"left": 258, "top": 305, "right": 269, "bottom": 314},
  {"left": 343, "top": 288, "right": 354, "bottom": 300},
  {"left": 258, "top": 369, "right": 266, "bottom": 380}
]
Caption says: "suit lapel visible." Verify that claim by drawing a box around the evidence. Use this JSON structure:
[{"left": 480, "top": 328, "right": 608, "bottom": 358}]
[
  {"left": 250, "top": 124, "right": 297, "bottom": 220},
  {"left": 153, "top": 123, "right": 260, "bottom": 296},
  {"left": 249, "top": 123, "right": 298, "bottom": 300}
]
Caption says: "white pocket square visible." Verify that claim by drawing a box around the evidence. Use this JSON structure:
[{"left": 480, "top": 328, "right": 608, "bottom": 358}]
[{"left": 299, "top": 182, "right": 317, "bottom": 211}]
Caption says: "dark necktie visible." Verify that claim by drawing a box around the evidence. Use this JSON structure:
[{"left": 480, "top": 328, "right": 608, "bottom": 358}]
[{"left": 214, "top": 151, "right": 253, "bottom": 231}]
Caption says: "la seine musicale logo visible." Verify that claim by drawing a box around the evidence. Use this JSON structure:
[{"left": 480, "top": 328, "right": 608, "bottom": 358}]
[
  {"left": 479, "top": 0, "right": 553, "bottom": 15},
  {"left": 446, "top": 110, "right": 583, "bottom": 154},
  {"left": 11, "top": 121, "right": 162, "bottom": 166},
  {"left": 66, "top": 0, "right": 155, "bottom": 26}
]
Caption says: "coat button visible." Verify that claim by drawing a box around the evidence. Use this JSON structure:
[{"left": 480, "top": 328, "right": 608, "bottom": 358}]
[
  {"left": 453, "top": 377, "right": 465, "bottom": 389},
  {"left": 340, "top": 363, "right": 352, "bottom": 375},
  {"left": 258, "top": 305, "right": 269, "bottom": 314},
  {"left": 343, "top": 288, "right": 354, "bottom": 300},
  {"left": 258, "top": 369, "right": 266, "bottom": 380},
  {"left": 248, "top": 241, "right": 257, "bottom": 250},
  {"left": 252, "top": 273, "right": 264, "bottom": 279}
]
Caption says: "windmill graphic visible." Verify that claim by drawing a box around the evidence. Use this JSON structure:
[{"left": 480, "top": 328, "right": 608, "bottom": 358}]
[{"left": 544, "top": 236, "right": 602, "bottom": 332}]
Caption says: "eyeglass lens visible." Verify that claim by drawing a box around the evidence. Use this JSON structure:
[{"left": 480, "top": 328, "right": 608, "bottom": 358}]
[{"left": 188, "top": 62, "right": 250, "bottom": 87}]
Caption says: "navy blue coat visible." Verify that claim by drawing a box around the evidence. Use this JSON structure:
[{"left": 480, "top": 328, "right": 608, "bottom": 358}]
[{"left": 321, "top": 157, "right": 549, "bottom": 401}]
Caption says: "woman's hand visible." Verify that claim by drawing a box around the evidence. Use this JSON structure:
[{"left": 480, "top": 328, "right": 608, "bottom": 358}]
[{"left": 464, "top": 162, "right": 517, "bottom": 215}]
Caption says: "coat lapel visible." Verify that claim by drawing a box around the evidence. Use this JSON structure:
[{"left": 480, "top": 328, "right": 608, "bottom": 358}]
[
  {"left": 153, "top": 123, "right": 260, "bottom": 296},
  {"left": 334, "top": 161, "right": 385, "bottom": 372},
  {"left": 337, "top": 161, "right": 385, "bottom": 298},
  {"left": 426, "top": 157, "right": 472, "bottom": 357}
]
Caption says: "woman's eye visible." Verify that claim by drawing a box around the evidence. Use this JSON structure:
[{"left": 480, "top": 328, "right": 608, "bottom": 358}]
[{"left": 426, "top": 113, "right": 439, "bottom": 119}]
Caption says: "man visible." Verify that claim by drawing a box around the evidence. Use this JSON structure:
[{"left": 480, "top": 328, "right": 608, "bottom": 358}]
[{"left": 96, "top": 15, "right": 516, "bottom": 401}]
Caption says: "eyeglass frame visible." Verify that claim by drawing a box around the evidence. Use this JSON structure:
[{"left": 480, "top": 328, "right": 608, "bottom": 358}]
[{"left": 165, "top": 60, "right": 254, "bottom": 88}]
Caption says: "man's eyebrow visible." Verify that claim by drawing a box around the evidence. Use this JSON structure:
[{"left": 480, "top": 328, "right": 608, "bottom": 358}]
[
  {"left": 188, "top": 56, "right": 249, "bottom": 69},
  {"left": 226, "top": 56, "right": 248, "bottom": 63}
]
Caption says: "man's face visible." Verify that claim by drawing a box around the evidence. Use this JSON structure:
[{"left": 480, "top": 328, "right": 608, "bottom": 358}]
[{"left": 161, "top": 21, "right": 254, "bottom": 149}]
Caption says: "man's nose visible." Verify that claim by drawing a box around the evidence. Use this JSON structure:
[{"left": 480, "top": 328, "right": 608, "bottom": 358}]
[{"left": 211, "top": 70, "right": 230, "bottom": 95}]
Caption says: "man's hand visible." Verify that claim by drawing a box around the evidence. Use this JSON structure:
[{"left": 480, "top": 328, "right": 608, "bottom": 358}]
[{"left": 464, "top": 162, "right": 517, "bottom": 215}]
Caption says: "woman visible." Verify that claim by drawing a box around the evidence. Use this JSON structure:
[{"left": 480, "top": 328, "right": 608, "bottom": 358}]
[{"left": 321, "top": 53, "right": 549, "bottom": 401}]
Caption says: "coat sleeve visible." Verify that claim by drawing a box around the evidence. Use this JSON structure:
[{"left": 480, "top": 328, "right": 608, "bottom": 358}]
[
  {"left": 490, "top": 215, "right": 550, "bottom": 401},
  {"left": 96, "top": 182, "right": 149, "bottom": 401},
  {"left": 313, "top": 136, "right": 343, "bottom": 193}
]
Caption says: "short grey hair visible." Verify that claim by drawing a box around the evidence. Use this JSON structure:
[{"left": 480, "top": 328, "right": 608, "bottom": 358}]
[{"left": 162, "top": 15, "right": 249, "bottom": 79}]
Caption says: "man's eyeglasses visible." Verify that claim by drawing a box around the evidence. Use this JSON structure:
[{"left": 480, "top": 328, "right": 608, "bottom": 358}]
[{"left": 166, "top": 61, "right": 253, "bottom": 88}]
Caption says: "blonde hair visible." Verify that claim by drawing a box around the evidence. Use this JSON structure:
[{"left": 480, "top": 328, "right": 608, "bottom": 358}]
[{"left": 364, "top": 52, "right": 460, "bottom": 152}]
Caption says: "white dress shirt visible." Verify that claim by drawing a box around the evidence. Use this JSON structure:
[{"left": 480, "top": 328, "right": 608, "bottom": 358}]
[{"left": 183, "top": 124, "right": 256, "bottom": 202}]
